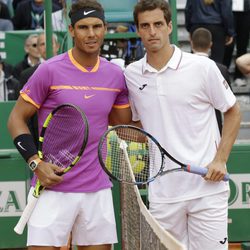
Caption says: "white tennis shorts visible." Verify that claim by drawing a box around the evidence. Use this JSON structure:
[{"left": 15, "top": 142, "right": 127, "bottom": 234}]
[
  {"left": 27, "top": 188, "right": 117, "bottom": 247},
  {"left": 149, "top": 191, "right": 229, "bottom": 250}
]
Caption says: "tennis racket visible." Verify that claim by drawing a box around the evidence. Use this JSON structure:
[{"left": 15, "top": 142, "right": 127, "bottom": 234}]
[
  {"left": 98, "top": 125, "right": 229, "bottom": 185},
  {"left": 14, "top": 103, "right": 89, "bottom": 235}
]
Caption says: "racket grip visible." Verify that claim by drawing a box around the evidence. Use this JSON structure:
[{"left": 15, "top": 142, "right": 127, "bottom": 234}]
[
  {"left": 14, "top": 195, "right": 38, "bottom": 235},
  {"left": 185, "top": 165, "right": 230, "bottom": 181}
]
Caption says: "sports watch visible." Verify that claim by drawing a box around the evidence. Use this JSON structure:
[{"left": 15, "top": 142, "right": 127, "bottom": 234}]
[{"left": 28, "top": 158, "right": 41, "bottom": 171}]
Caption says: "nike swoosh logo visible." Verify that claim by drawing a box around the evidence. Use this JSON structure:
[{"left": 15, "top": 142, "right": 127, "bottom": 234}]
[
  {"left": 83, "top": 10, "right": 96, "bottom": 15},
  {"left": 84, "top": 94, "right": 95, "bottom": 99},
  {"left": 17, "top": 141, "right": 27, "bottom": 151}
]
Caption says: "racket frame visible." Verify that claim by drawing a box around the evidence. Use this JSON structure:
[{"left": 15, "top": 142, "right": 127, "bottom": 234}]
[
  {"left": 98, "top": 125, "right": 230, "bottom": 185},
  {"left": 98, "top": 124, "right": 165, "bottom": 185}
]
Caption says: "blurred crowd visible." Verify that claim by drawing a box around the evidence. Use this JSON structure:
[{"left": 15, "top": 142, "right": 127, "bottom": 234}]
[{"left": 185, "top": 0, "right": 250, "bottom": 87}]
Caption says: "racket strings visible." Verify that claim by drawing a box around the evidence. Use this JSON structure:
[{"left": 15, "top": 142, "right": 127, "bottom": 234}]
[
  {"left": 100, "top": 127, "right": 163, "bottom": 184},
  {"left": 42, "top": 106, "right": 87, "bottom": 168}
]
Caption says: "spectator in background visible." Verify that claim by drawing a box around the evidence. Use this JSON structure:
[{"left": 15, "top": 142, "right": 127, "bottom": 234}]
[
  {"left": 13, "top": 34, "right": 41, "bottom": 81},
  {"left": 20, "top": 33, "right": 60, "bottom": 88},
  {"left": 0, "top": 1, "right": 11, "bottom": 19},
  {"left": 236, "top": 53, "right": 250, "bottom": 76},
  {"left": 52, "top": 0, "right": 67, "bottom": 31},
  {"left": 0, "top": 56, "right": 20, "bottom": 101},
  {"left": 0, "top": 18, "right": 13, "bottom": 31},
  {"left": 185, "top": 0, "right": 235, "bottom": 64},
  {"left": 51, "top": 0, "right": 78, "bottom": 31},
  {"left": 12, "top": 0, "right": 60, "bottom": 30},
  {"left": 190, "top": 27, "right": 232, "bottom": 134},
  {"left": 223, "top": 0, "right": 250, "bottom": 87},
  {"left": 0, "top": 1, "right": 13, "bottom": 30},
  {"left": 12, "top": 0, "right": 26, "bottom": 11},
  {"left": 1, "top": 0, "right": 14, "bottom": 17},
  {"left": 52, "top": 0, "right": 63, "bottom": 10}
]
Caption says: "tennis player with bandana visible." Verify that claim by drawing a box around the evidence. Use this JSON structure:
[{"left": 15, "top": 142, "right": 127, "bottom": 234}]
[{"left": 8, "top": 0, "right": 131, "bottom": 249}]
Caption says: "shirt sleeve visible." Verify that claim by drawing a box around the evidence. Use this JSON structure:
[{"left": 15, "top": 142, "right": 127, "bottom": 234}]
[
  {"left": 113, "top": 72, "right": 130, "bottom": 109},
  {"left": 205, "top": 60, "right": 236, "bottom": 112},
  {"left": 20, "top": 63, "right": 51, "bottom": 109},
  {"left": 128, "top": 96, "right": 140, "bottom": 122}
]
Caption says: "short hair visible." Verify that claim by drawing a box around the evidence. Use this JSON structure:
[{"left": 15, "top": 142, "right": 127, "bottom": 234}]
[
  {"left": 52, "top": 33, "right": 58, "bottom": 43},
  {"left": 37, "top": 32, "right": 58, "bottom": 45},
  {"left": 25, "top": 34, "right": 38, "bottom": 46},
  {"left": 133, "top": 0, "right": 172, "bottom": 28},
  {"left": 69, "top": 0, "right": 104, "bottom": 20},
  {"left": 191, "top": 28, "right": 212, "bottom": 50}
]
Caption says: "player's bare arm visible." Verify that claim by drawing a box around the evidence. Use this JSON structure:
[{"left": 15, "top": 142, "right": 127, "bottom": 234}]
[
  {"left": 8, "top": 96, "right": 63, "bottom": 186},
  {"left": 8, "top": 96, "right": 37, "bottom": 137},
  {"left": 205, "top": 102, "right": 241, "bottom": 182},
  {"left": 108, "top": 107, "right": 132, "bottom": 126}
]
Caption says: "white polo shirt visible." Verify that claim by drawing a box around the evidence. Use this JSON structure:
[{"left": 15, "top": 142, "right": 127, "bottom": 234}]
[{"left": 124, "top": 46, "right": 235, "bottom": 203}]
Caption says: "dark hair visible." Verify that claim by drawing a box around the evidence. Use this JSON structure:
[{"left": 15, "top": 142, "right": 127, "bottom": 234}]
[
  {"left": 191, "top": 28, "right": 212, "bottom": 50},
  {"left": 133, "top": 0, "right": 172, "bottom": 28},
  {"left": 69, "top": 0, "right": 104, "bottom": 19}
]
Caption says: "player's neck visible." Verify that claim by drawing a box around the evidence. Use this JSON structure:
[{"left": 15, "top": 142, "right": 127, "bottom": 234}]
[
  {"left": 72, "top": 48, "right": 99, "bottom": 68},
  {"left": 193, "top": 48, "right": 209, "bottom": 57},
  {"left": 146, "top": 45, "right": 174, "bottom": 71}
]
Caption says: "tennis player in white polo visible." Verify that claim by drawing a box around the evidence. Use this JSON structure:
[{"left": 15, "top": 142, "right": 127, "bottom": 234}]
[{"left": 125, "top": 1, "right": 241, "bottom": 249}]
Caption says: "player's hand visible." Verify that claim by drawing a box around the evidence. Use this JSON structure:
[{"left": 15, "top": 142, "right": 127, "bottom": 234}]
[
  {"left": 34, "top": 161, "right": 64, "bottom": 187},
  {"left": 204, "top": 161, "right": 227, "bottom": 182}
]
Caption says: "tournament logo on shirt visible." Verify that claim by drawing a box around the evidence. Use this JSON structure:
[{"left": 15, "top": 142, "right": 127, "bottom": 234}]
[{"left": 223, "top": 80, "right": 229, "bottom": 89}]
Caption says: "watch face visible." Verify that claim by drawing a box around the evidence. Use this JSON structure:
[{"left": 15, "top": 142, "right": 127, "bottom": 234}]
[
  {"left": 30, "top": 161, "right": 37, "bottom": 170},
  {"left": 30, "top": 162, "right": 36, "bottom": 168},
  {"left": 29, "top": 159, "right": 41, "bottom": 171}
]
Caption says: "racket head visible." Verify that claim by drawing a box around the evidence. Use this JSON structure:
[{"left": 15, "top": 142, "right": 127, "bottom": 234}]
[
  {"left": 38, "top": 103, "right": 89, "bottom": 173},
  {"left": 98, "top": 125, "right": 164, "bottom": 185}
]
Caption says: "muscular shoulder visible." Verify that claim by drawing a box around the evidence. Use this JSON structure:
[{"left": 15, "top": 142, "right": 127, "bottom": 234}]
[{"left": 43, "top": 52, "right": 68, "bottom": 66}]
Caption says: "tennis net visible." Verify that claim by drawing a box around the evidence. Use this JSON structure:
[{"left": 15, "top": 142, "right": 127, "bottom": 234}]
[
  {"left": 120, "top": 183, "right": 186, "bottom": 250},
  {"left": 107, "top": 131, "right": 186, "bottom": 249}
]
